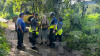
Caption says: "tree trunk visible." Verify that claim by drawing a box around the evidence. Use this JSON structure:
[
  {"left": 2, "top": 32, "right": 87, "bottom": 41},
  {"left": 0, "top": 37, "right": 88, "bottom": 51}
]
[{"left": 82, "top": 1, "right": 85, "bottom": 19}]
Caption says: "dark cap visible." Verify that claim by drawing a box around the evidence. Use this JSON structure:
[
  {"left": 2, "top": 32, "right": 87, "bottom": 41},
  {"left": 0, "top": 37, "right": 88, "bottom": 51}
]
[
  {"left": 19, "top": 13, "right": 24, "bottom": 16},
  {"left": 35, "top": 13, "right": 38, "bottom": 16},
  {"left": 32, "top": 12, "right": 35, "bottom": 14},
  {"left": 50, "top": 12, "right": 55, "bottom": 16},
  {"left": 59, "top": 17, "right": 63, "bottom": 22}
]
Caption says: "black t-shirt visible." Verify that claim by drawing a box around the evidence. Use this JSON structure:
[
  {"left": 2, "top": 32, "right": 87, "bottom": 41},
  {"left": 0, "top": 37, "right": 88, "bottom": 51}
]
[
  {"left": 28, "top": 16, "right": 33, "bottom": 23},
  {"left": 28, "top": 16, "right": 33, "bottom": 26}
]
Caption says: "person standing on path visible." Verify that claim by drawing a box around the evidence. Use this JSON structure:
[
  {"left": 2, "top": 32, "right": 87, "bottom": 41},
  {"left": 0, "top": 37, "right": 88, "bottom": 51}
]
[
  {"left": 27, "top": 13, "right": 35, "bottom": 25},
  {"left": 55, "top": 17, "right": 63, "bottom": 42},
  {"left": 27, "top": 13, "right": 36, "bottom": 47},
  {"left": 16, "top": 13, "right": 26, "bottom": 50},
  {"left": 29, "top": 14, "right": 39, "bottom": 49},
  {"left": 47, "top": 12, "right": 57, "bottom": 48},
  {"left": 40, "top": 15, "right": 49, "bottom": 45}
]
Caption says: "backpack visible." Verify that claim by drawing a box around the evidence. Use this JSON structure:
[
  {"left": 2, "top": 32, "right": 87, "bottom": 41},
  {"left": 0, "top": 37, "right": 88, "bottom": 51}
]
[
  {"left": 41, "top": 20, "right": 48, "bottom": 25},
  {"left": 41, "top": 20, "right": 48, "bottom": 28}
]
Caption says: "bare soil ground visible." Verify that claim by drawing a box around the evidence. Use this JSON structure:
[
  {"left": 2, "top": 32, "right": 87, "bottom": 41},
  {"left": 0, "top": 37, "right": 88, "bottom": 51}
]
[{"left": 6, "top": 20, "right": 75, "bottom": 56}]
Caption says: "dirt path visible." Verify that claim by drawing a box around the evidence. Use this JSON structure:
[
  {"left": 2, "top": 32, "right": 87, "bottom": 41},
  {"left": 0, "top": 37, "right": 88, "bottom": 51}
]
[{"left": 6, "top": 20, "right": 75, "bottom": 56}]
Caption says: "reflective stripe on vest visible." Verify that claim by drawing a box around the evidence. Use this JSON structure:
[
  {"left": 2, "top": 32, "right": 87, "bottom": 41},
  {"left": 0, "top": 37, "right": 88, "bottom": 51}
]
[
  {"left": 36, "top": 27, "right": 39, "bottom": 34},
  {"left": 29, "top": 26, "right": 39, "bottom": 34},
  {"left": 29, "top": 27, "right": 32, "bottom": 32},
  {"left": 50, "top": 25, "right": 57, "bottom": 30},
  {"left": 55, "top": 29, "right": 63, "bottom": 35}
]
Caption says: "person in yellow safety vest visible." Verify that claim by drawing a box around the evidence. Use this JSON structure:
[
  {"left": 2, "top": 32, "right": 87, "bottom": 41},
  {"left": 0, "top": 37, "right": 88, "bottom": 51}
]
[
  {"left": 55, "top": 17, "right": 63, "bottom": 42},
  {"left": 27, "top": 13, "right": 36, "bottom": 49},
  {"left": 28, "top": 13, "right": 39, "bottom": 49},
  {"left": 29, "top": 26, "right": 39, "bottom": 37},
  {"left": 35, "top": 21, "right": 41, "bottom": 44},
  {"left": 47, "top": 12, "right": 57, "bottom": 48}
]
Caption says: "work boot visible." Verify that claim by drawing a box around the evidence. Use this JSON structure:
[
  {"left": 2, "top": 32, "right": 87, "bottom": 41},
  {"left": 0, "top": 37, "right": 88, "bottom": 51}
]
[
  {"left": 31, "top": 46, "right": 38, "bottom": 49},
  {"left": 17, "top": 46, "right": 21, "bottom": 50},
  {"left": 50, "top": 43, "right": 55, "bottom": 48},
  {"left": 17, "top": 46, "right": 25, "bottom": 51},
  {"left": 40, "top": 42, "right": 43, "bottom": 45},
  {"left": 47, "top": 44, "right": 52, "bottom": 46},
  {"left": 45, "top": 42, "right": 47, "bottom": 44},
  {"left": 35, "top": 40, "right": 39, "bottom": 44},
  {"left": 22, "top": 46, "right": 26, "bottom": 49},
  {"left": 50, "top": 46, "right": 55, "bottom": 48}
]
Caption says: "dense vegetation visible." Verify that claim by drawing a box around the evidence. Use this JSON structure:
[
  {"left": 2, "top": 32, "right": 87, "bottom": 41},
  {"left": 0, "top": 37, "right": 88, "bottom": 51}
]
[
  {"left": 0, "top": 22, "right": 10, "bottom": 56},
  {"left": 1, "top": 0, "right": 100, "bottom": 56}
]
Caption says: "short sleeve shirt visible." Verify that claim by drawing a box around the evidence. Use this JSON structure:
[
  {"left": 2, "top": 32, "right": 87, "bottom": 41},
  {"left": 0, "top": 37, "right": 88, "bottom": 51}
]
[
  {"left": 28, "top": 16, "right": 33, "bottom": 22},
  {"left": 16, "top": 18, "right": 23, "bottom": 29},
  {"left": 28, "top": 16, "right": 33, "bottom": 26},
  {"left": 21, "top": 22, "right": 26, "bottom": 33},
  {"left": 17, "top": 18, "right": 26, "bottom": 33},
  {"left": 50, "top": 17, "right": 57, "bottom": 25}
]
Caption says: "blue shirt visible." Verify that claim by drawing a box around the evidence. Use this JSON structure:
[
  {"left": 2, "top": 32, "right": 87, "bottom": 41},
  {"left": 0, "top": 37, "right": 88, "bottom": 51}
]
[
  {"left": 57, "top": 21, "right": 63, "bottom": 30},
  {"left": 16, "top": 18, "right": 26, "bottom": 33},
  {"left": 21, "top": 22, "right": 26, "bottom": 32},
  {"left": 50, "top": 17, "right": 57, "bottom": 25}
]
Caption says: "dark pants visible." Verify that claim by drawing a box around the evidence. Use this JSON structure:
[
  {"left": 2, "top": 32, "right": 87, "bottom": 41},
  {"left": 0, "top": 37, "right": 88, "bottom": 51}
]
[
  {"left": 17, "top": 32, "right": 24, "bottom": 47},
  {"left": 29, "top": 32, "right": 36, "bottom": 46},
  {"left": 49, "top": 29, "right": 56, "bottom": 46},
  {"left": 55, "top": 34, "right": 62, "bottom": 42}
]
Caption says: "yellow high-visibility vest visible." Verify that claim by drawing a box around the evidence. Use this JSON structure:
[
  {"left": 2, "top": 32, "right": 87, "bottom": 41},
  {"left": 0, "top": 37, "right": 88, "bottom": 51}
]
[
  {"left": 55, "top": 29, "right": 63, "bottom": 35},
  {"left": 29, "top": 26, "right": 39, "bottom": 34},
  {"left": 50, "top": 25, "right": 57, "bottom": 30},
  {"left": 29, "top": 21, "right": 41, "bottom": 34},
  {"left": 38, "top": 21, "right": 41, "bottom": 24}
]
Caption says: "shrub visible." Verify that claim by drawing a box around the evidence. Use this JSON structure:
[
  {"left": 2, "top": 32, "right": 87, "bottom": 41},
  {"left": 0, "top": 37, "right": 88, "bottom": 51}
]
[
  {"left": 62, "top": 13, "right": 100, "bottom": 56},
  {"left": 0, "top": 21, "right": 10, "bottom": 56}
]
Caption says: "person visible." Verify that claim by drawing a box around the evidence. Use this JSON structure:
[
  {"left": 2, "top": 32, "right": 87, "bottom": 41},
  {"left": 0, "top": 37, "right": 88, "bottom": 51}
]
[
  {"left": 47, "top": 12, "right": 57, "bottom": 48},
  {"left": 16, "top": 13, "right": 26, "bottom": 50},
  {"left": 29, "top": 13, "right": 39, "bottom": 49},
  {"left": 27, "top": 12, "right": 37, "bottom": 49},
  {"left": 40, "top": 15, "right": 49, "bottom": 45},
  {"left": 27, "top": 13, "right": 35, "bottom": 25},
  {"left": 35, "top": 19, "right": 39, "bottom": 44},
  {"left": 55, "top": 17, "right": 63, "bottom": 42}
]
